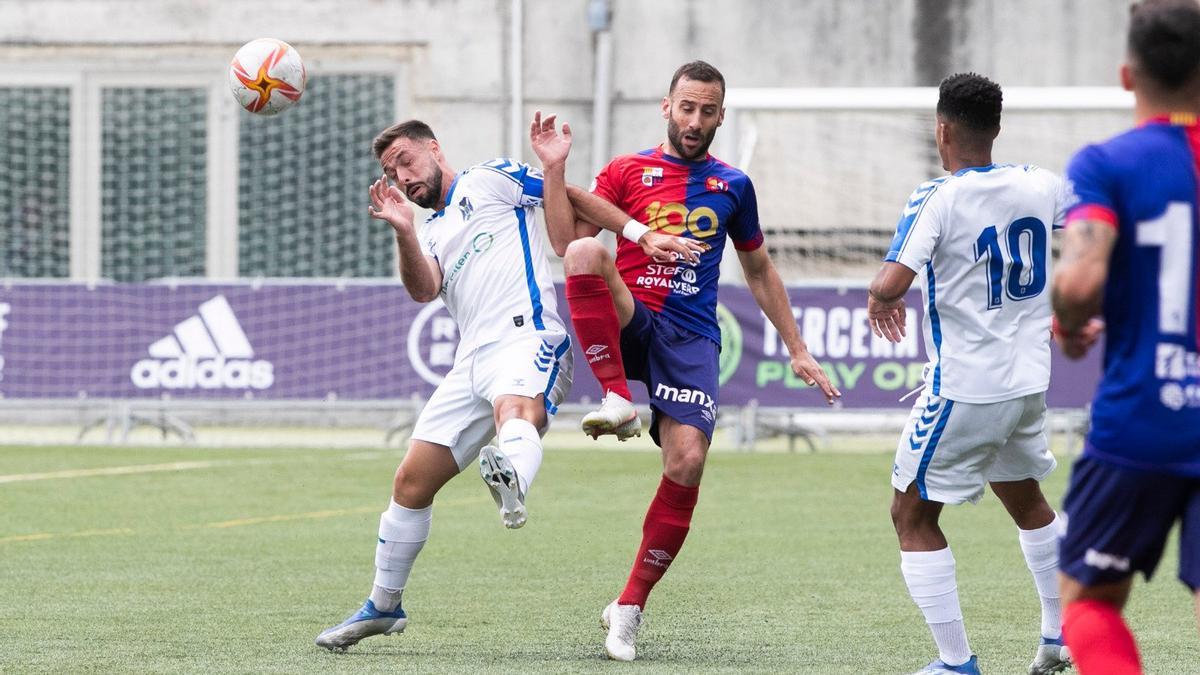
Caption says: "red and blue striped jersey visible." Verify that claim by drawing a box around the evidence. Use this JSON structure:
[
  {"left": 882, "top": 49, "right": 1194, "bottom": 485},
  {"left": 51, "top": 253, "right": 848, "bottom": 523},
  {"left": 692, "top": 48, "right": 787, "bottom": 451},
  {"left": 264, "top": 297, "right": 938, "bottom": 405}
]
[
  {"left": 591, "top": 145, "right": 763, "bottom": 345},
  {"left": 1065, "top": 115, "right": 1200, "bottom": 476}
]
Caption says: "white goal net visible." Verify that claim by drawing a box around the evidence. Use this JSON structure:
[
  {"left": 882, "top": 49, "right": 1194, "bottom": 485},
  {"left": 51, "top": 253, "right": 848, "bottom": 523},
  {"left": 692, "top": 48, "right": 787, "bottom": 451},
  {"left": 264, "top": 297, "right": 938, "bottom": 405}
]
[{"left": 718, "top": 87, "right": 1134, "bottom": 281}]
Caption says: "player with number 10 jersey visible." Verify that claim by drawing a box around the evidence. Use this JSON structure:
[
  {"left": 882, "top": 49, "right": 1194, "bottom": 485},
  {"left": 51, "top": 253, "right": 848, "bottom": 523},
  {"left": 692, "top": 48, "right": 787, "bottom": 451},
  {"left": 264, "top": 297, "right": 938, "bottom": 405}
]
[{"left": 869, "top": 73, "right": 1072, "bottom": 675}]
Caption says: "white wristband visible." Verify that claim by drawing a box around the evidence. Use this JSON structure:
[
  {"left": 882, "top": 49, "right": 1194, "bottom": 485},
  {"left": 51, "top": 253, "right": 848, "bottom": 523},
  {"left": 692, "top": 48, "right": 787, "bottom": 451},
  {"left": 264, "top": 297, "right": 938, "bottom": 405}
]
[{"left": 621, "top": 219, "right": 650, "bottom": 243}]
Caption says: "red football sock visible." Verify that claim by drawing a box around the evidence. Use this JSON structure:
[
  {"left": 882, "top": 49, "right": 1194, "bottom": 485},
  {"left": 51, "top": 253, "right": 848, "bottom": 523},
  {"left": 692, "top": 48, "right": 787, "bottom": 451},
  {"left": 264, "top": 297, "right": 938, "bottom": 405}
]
[
  {"left": 1062, "top": 599, "right": 1142, "bottom": 675},
  {"left": 618, "top": 475, "right": 699, "bottom": 608},
  {"left": 565, "top": 274, "right": 631, "bottom": 401}
]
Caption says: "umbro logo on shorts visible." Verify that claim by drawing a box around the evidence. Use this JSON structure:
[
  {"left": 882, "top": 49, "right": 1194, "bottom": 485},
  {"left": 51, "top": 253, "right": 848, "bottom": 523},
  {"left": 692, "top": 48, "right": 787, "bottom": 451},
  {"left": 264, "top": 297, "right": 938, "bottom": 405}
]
[{"left": 1084, "top": 548, "right": 1130, "bottom": 572}]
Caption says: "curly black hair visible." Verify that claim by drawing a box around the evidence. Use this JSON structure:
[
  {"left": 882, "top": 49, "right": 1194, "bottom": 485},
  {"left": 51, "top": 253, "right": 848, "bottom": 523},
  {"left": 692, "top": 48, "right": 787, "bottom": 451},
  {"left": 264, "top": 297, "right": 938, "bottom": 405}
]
[
  {"left": 936, "top": 73, "right": 1002, "bottom": 132},
  {"left": 1129, "top": 0, "right": 1200, "bottom": 91}
]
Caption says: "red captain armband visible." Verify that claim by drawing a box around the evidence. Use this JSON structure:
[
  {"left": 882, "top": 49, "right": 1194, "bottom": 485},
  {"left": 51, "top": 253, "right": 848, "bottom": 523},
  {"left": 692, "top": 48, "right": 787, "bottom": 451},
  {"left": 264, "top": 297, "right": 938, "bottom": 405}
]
[{"left": 1065, "top": 204, "right": 1118, "bottom": 230}]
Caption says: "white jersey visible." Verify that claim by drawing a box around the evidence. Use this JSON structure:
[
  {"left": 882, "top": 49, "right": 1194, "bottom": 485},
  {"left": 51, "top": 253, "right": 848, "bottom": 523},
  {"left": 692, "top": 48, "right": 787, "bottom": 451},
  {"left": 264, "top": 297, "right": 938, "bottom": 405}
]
[
  {"left": 418, "top": 158, "right": 566, "bottom": 360},
  {"left": 885, "top": 164, "right": 1069, "bottom": 403}
]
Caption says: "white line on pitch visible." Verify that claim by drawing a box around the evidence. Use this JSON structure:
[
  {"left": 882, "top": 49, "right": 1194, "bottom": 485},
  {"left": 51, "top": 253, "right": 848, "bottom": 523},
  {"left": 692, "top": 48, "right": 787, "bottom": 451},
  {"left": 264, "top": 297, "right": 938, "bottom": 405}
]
[
  {"left": 0, "top": 458, "right": 281, "bottom": 484},
  {"left": 0, "top": 449, "right": 403, "bottom": 485},
  {"left": 340, "top": 451, "right": 395, "bottom": 461},
  {"left": 192, "top": 496, "right": 484, "bottom": 530},
  {"left": 0, "top": 527, "right": 136, "bottom": 545},
  {"left": 0, "top": 497, "right": 486, "bottom": 544}
]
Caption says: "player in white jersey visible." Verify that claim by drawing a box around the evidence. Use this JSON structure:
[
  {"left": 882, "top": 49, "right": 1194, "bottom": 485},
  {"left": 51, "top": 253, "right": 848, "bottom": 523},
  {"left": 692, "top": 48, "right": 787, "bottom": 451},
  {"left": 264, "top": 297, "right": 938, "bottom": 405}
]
[
  {"left": 313, "top": 117, "right": 683, "bottom": 652},
  {"left": 868, "top": 74, "right": 1072, "bottom": 675}
]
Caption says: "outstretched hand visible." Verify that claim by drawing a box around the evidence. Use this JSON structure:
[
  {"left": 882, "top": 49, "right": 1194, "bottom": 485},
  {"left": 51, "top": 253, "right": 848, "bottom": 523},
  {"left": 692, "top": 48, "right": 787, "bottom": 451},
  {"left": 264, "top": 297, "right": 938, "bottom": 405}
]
[
  {"left": 791, "top": 349, "right": 842, "bottom": 405},
  {"left": 639, "top": 231, "right": 708, "bottom": 265},
  {"left": 530, "top": 110, "right": 571, "bottom": 169},
  {"left": 368, "top": 175, "right": 415, "bottom": 235}
]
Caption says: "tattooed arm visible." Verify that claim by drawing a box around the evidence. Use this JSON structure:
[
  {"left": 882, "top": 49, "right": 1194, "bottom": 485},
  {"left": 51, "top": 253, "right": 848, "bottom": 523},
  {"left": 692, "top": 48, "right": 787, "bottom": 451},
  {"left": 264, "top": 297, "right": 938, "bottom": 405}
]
[
  {"left": 1052, "top": 219, "right": 1116, "bottom": 357},
  {"left": 1052, "top": 219, "right": 1117, "bottom": 329}
]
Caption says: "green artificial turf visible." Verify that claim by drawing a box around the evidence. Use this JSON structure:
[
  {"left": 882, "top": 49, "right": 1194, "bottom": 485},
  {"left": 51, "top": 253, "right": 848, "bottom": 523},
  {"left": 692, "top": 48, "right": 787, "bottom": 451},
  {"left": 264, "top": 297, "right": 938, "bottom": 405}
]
[{"left": 0, "top": 444, "right": 1194, "bottom": 673}]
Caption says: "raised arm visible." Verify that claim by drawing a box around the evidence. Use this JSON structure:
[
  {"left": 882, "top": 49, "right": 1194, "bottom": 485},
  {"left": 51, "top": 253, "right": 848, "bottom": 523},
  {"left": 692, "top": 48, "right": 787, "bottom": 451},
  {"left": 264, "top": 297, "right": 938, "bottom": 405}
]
[
  {"left": 368, "top": 175, "right": 441, "bottom": 302},
  {"left": 738, "top": 245, "right": 841, "bottom": 404},
  {"left": 528, "top": 111, "right": 582, "bottom": 258}
]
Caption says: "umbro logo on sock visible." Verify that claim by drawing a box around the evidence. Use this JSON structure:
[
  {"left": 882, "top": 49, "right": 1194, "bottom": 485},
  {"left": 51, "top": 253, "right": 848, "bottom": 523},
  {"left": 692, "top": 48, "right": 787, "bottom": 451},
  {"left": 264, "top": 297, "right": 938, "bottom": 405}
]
[
  {"left": 130, "top": 295, "right": 274, "bottom": 390},
  {"left": 644, "top": 549, "right": 673, "bottom": 568},
  {"left": 586, "top": 344, "right": 611, "bottom": 364}
]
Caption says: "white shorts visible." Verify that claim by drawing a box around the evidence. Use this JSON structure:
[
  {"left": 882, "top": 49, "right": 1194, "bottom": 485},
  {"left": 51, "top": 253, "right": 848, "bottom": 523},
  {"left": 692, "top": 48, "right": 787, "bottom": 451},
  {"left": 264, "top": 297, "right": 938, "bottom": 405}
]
[
  {"left": 411, "top": 331, "right": 573, "bottom": 470},
  {"left": 891, "top": 390, "right": 1056, "bottom": 505}
]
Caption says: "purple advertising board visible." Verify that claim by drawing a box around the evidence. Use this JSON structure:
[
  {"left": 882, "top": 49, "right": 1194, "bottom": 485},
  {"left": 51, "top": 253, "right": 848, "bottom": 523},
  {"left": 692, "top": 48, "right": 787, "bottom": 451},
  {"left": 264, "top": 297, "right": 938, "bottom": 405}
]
[{"left": 0, "top": 283, "right": 1100, "bottom": 408}]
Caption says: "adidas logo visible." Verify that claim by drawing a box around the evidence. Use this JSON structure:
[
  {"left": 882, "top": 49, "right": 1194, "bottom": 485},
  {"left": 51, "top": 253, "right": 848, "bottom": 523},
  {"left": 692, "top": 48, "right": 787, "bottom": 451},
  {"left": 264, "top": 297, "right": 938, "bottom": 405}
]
[
  {"left": 643, "top": 549, "right": 673, "bottom": 568},
  {"left": 130, "top": 295, "right": 274, "bottom": 390}
]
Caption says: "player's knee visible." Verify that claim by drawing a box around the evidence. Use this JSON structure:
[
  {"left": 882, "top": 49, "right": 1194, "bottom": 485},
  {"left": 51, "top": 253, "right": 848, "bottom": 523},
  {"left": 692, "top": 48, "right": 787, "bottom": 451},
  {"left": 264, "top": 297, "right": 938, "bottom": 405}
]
[
  {"left": 889, "top": 497, "right": 908, "bottom": 533},
  {"left": 493, "top": 396, "right": 545, "bottom": 429},
  {"left": 392, "top": 464, "right": 436, "bottom": 508},
  {"left": 493, "top": 398, "right": 522, "bottom": 426},
  {"left": 890, "top": 493, "right": 931, "bottom": 536},
  {"left": 563, "top": 237, "right": 610, "bottom": 275},
  {"left": 665, "top": 447, "right": 706, "bottom": 484}
]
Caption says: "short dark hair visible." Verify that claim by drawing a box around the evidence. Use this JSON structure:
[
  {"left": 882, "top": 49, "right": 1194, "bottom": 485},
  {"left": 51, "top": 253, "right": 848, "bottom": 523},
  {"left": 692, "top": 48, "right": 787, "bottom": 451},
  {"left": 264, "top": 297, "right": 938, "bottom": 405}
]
[
  {"left": 669, "top": 60, "right": 726, "bottom": 97},
  {"left": 372, "top": 120, "right": 436, "bottom": 159},
  {"left": 936, "top": 72, "right": 1002, "bottom": 132},
  {"left": 1128, "top": 0, "right": 1200, "bottom": 90}
]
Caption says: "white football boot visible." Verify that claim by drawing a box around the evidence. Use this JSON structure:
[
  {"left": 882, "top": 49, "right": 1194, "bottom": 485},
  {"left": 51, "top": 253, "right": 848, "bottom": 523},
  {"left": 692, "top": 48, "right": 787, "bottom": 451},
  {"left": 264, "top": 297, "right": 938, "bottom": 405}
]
[
  {"left": 581, "top": 392, "right": 642, "bottom": 441},
  {"left": 601, "top": 600, "right": 643, "bottom": 662},
  {"left": 315, "top": 599, "right": 407, "bottom": 652},
  {"left": 1028, "top": 637, "right": 1072, "bottom": 675},
  {"left": 478, "top": 445, "right": 526, "bottom": 529}
]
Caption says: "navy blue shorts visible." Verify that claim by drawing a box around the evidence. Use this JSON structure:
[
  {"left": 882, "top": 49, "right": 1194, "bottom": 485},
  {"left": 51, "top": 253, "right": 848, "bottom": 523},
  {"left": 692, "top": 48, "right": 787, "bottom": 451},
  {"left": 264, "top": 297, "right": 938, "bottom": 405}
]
[
  {"left": 620, "top": 298, "right": 719, "bottom": 447},
  {"left": 1060, "top": 453, "right": 1200, "bottom": 590}
]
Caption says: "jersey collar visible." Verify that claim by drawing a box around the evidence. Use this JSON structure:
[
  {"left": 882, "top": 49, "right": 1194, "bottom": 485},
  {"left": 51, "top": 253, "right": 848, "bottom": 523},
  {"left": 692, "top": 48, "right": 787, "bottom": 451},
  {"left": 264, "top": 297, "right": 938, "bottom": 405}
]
[
  {"left": 433, "top": 172, "right": 461, "bottom": 216},
  {"left": 952, "top": 163, "right": 998, "bottom": 177},
  {"left": 654, "top": 144, "right": 713, "bottom": 167},
  {"left": 1140, "top": 113, "right": 1199, "bottom": 127}
]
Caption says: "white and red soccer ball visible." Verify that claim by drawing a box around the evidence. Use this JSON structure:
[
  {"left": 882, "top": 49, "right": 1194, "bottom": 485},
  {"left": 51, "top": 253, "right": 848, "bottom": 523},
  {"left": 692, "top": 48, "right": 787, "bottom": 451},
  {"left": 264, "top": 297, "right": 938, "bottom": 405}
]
[{"left": 229, "top": 38, "right": 306, "bottom": 115}]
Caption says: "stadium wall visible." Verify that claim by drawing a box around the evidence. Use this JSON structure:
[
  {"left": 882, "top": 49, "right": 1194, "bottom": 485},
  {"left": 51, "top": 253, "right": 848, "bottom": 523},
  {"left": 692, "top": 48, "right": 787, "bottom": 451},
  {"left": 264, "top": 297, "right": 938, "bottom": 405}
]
[{"left": 0, "top": 0, "right": 1131, "bottom": 190}]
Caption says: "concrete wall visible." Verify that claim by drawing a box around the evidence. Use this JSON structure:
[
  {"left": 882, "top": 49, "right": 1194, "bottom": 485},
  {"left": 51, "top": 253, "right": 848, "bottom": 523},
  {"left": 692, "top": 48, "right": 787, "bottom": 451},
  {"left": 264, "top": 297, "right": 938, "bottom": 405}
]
[{"left": 0, "top": 0, "right": 1133, "bottom": 218}]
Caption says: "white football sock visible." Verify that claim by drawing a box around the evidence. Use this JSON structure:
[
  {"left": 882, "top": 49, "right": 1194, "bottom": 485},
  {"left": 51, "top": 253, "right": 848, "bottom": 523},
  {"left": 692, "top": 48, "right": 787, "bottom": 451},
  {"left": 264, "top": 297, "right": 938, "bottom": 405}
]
[
  {"left": 498, "top": 418, "right": 542, "bottom": 496},
  {"left": 901, "top": 547, "right": 972, "bottom": 666},
  {"left": 370, "top": 500, "right": 431, "bottom": 612},
  {"left": 1018, "top": 513, "right": 1064, "bottom": 640}
]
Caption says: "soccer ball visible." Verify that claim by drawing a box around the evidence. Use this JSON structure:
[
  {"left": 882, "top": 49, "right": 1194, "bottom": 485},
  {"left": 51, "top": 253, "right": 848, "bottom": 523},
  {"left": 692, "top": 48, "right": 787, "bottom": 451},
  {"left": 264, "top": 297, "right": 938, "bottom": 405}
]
[{"left": 229, "top": 38, "right": 306, "bottom": 115}]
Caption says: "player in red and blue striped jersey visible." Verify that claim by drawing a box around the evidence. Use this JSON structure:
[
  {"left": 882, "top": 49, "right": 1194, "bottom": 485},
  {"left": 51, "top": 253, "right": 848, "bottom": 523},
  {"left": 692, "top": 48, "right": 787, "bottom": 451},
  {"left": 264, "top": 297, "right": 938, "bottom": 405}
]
[
  {"left": 1054, "top": 2, "right": 1200, "bottom": 672},
  {"left": 539, "top": 61, "right": 840, "bottom": 661}
]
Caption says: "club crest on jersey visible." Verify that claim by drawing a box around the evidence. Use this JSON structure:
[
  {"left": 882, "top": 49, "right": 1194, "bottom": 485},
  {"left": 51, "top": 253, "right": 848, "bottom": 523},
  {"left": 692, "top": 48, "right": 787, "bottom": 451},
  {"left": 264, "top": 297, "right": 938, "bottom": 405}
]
[
  {"left": 706, "top": 176, "right": 728, "bottom": 192},
  {"left": 642, "top": 167, "right": 664, "bottom": 187},
  {"left": 458, "top": 196, "right": 474, "bottom": 221}
]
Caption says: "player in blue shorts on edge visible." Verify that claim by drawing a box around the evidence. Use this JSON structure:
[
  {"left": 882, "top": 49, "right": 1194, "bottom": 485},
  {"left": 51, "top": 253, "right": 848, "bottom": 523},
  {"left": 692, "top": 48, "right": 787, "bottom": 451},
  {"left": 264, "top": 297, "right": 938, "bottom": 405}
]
[
  {"left": 868, "top": 73, "right": 1073, "bottom": 675},
  {"left": 1053, "top": 2, "right": 1200, "bottom": 673}
]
